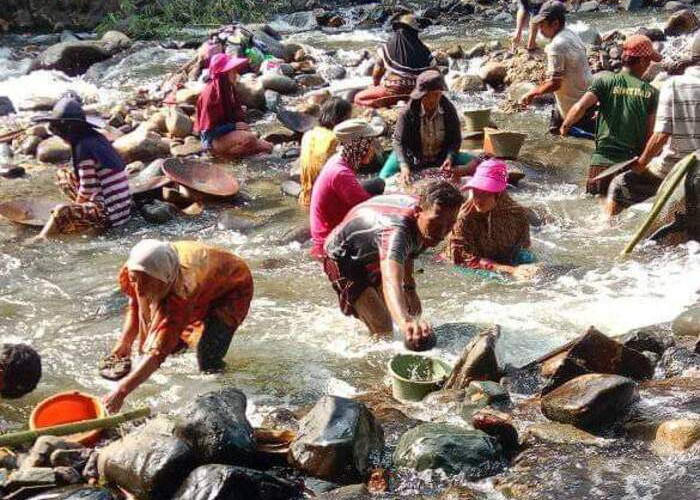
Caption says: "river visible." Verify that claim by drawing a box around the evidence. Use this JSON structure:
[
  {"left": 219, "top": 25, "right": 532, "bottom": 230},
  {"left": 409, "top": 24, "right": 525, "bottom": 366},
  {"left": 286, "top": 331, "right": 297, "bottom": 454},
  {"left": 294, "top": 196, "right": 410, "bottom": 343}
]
[{"left": 0, "top": 5, "right": 699, "bottom": 498}]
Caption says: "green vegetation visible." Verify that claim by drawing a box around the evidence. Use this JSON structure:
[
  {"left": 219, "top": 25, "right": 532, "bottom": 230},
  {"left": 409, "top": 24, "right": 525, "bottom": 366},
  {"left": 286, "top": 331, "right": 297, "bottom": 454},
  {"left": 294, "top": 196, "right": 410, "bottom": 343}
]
[{"left": 98, "top": 0, "right": 280, "bottom": 39}]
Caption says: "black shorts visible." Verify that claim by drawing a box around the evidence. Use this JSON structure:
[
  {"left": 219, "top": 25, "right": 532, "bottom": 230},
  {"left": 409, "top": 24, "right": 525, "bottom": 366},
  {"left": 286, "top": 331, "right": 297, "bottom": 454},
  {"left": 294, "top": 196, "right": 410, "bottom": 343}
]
[{"left": 520, "top": 0, "right": 543, "bottom": 15}]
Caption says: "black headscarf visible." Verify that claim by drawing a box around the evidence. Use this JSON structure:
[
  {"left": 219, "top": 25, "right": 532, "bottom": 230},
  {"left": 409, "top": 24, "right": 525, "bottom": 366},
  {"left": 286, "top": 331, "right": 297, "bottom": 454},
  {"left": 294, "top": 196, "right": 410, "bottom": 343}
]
[{"left": 383, "top": 27, "right": 433, "bottom": 74}]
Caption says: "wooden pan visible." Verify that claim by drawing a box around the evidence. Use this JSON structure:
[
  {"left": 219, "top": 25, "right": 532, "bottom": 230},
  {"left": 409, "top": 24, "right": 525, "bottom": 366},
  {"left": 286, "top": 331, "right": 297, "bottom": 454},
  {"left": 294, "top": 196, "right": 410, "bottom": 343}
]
[
  {"left": 276, "top": 107, "right": 318, "bottom": 133},
  {"left": 0, "top": 199, "right": 57, "bottom": 226},
  {"left": 162, "top": 160, "right": 240, "bottom": 197},
  {"left": 129, "top": 175, "right": 172, "bottom": 195}
]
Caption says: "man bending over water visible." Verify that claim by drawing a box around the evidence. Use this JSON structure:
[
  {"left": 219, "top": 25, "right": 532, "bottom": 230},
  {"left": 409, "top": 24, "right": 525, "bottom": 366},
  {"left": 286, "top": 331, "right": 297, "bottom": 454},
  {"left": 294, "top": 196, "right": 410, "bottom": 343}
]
[{"left": 322, "top": 180, "right": 462, "bottom": 350}]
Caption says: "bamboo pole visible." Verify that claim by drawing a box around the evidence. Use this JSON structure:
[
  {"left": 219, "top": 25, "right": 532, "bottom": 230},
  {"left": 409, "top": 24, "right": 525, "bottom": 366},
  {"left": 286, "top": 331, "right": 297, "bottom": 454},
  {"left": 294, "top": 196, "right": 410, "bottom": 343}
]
[
  {"left": 621, "top": 153, "right": 697, "bottom": 256},
  {"left": 0, "top": 127, "right": 27, "bottom": 143},
  {"left": 0, "top": 407, "right": 150, "bottom": 448}
]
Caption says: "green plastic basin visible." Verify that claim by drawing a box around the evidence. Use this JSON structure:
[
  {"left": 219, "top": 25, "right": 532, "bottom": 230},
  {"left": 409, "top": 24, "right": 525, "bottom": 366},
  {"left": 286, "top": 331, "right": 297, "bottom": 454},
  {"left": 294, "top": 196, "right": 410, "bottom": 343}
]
[{"left": 389, "top": 354, "right": 453, "bottom": 402}]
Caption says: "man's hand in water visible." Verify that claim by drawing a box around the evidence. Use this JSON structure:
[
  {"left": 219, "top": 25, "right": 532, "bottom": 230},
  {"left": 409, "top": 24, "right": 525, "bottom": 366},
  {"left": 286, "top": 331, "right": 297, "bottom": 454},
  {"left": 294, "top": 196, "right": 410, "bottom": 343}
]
[
  {"left": 402, "top": 317, "right": 433, "bottom": 344},
  {"left": 112, "top": 343, "right": 131, "bottom": 359},
  {"left": 103, "top": 387, "right": 126, "bottom": 414},
  {"left": 519, "top": 92, "right": 535, "bottom": 108}
]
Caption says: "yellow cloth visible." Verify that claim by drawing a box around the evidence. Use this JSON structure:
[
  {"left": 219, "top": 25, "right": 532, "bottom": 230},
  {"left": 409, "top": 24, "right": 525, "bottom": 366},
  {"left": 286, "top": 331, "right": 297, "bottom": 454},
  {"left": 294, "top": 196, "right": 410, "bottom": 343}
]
[{"left": 299, "top": 127, "right": 338, "bottom": 207}]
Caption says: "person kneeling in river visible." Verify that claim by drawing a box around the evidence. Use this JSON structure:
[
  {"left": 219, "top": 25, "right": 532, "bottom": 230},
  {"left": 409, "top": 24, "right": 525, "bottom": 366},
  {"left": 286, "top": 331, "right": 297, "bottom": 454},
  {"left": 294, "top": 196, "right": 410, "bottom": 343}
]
[
  {"left": 310, "top": 119, "right": 386, "bottom": 258},
  {"left": 195, "top": 53, "right": 273, "bottom": 158},
  {"left": 322, "top": 181, "right": 463, "bottom": 350},
  {"left": 0, "top": 343, "right": 42, "bottom": 399},
  {"left": 29, "top": 97, "right": 131, "bottom": 242},
  {"left": 380, "top": 70, "right": 482, "bottom": 186},
  {"left": 103, "top": 239, "right": 253, "bottom": 413},
  {"left": 446, "top": 160, "right": 539, "bottom": 280}
]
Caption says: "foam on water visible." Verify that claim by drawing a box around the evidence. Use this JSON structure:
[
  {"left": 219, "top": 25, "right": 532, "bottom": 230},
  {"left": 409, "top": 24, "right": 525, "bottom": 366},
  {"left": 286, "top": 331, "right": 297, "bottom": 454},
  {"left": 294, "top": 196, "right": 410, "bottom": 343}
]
[{"left": 0, "top": 70, "right": 106, "bottom": 110}]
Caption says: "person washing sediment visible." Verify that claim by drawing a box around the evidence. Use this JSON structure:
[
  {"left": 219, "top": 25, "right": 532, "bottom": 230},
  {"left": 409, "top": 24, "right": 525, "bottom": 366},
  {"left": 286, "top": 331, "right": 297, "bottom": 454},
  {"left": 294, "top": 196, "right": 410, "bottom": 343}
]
[{"left": 102, "top": 239, "right": 254, "bottom": 413}]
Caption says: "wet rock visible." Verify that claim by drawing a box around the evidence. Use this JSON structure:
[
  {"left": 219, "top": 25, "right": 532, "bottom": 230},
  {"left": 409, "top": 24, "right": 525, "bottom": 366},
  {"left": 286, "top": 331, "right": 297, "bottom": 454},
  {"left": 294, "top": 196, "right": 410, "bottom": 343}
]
[
  {"left": 251, "top": 28, "right": 297, "bottom": 62},
  {"left": 622, "top": 0, "right": 645, "bottom": 12},
  {"left": 144, "top": 111, "right": 167, "bottom": 134},
  {"left": 578, "top": 1, "right": 599, "bottom": 12},
  {"left": 0, "top": 96, "right": 15, "bottom": 116},
  {"left": 32, "top": 486, "right": 118, "bottom": 499},
  {"left": 171, "top": 140, "right": 204, "bottom": 157},
  {"left": 296, "top": 74, "right": 328, "bottom": 88},
  {"left": 289, "top": 395, "right": 384, "bottom": 484},
  {"left": 576, "top": 26, "right": 602, "bottom": 47},
  {"left": 471, "top": 408, "right": 519, "bottom": 453},
  {"left": 1, "top": 448, "right": 17, "bottom": 469},
  {"left": 6, "top": 468, "right": 56, "bottom": 490},
  {"left": 165, "top": 109, "right": 193, "bottom": 138},
  {"left": 500, "top": 363, "right": 544, "bottom": 395},
  {"left": 175, "top": 88, "right": 200, "bottom": 106},
  {"left": 443, "top": 325, "right": 500, "bottom": 390},
  {"left": 316, "top": 484, "right": 371, "bottom": 499},
  {"left": 465, "top": 43, "right": 486, "bottom": 59},
  {"left": 654, "top": 419, "right": 700, "bottom": 451},
  {"left": 21, "top": 437, "right": 84, "bottom": 469},
  {"left": 672, "top": 306, "right": 700, "bottom": 337},
  {"left": 524, "top": 422, "right": 611, "bottom": 447},
  {"left": 278, "top": 223, "right": 311, "bottom": 244},
  {"left": 174, "top": 387, "right": 256, "bottom": 466},
  {"left": 322, "top": 65, "right": 347, "bottom": 81},
  {"left": 451, "top": 74, "right": 486, "bottom": 93},
  {"left": 262, "top": 74, "right": 299, "bottom": 95},
  {"left": 54, "top": 466, "right": 81, "bottom": 485},
  {"left": 447, "top": 45, "right": 465, "bottom": 59},
  {"left": 262, "top": 408, "right": 299, "bottom": 432},
  {"left": 235, "top": 78, "right": 266, "bottom": 110},
  {"left": 664, "top": 1, "right": 690, "bottom": 13},
  {"left": 0, "top": 165, "right": 25, "bottom": 179},
  {"left": 438, "top": 486, "right": 486, "bottom": 500},
  {"left": 466, "top": 380, "right": 510, "bottom": 406},
  {"left": 263, "top": 127, "right": 297, "bottom": 145},
  {"left": 98, "top": 421, "right": 195, "bottom": 500},
  {"left": 50, "top": 449, "right": 91, "bottom": 471},
  {"left": 36, "top": 136, "right": 71, "bottom": 163},
  {"left": 218, "top": 211, "right": 259, "bottom": 232},
  {"left": 281, "top": 180, "right": 302, "bottom": 198},
  {"left": 265, "top": 90, "right": 282, "bottom": 111},
  {"left": 394, "top": 423, "right": 505, "bottom": 477},
  {"left": 113, "top": 129, "right": 170, "bottom": 163},
  {"left": 29, "top": 41, "right": 112, "bottom": 76},
  {"left": 664, "top": 9, "right": 699, "bottom": 36},
  {"left": 541, "top": 374, "right": 637, "bottom": 432},
  {"left": 139, "top": 200, "right": 177, "bottom": 224},
  {"left": 659, "top": 346, "right": 700, "bottom": 377},
  {"left": 478, "top": 62, "right": 507, "bottom": 88},
  {"left": 172, "top": 464, "right": 299, "bottom": 500},
  {"left": 18, "top": 135, "right": 43, "bottom": 156},
  {"left": 618, "top": 326, "right": 674, "bottom": 356}
]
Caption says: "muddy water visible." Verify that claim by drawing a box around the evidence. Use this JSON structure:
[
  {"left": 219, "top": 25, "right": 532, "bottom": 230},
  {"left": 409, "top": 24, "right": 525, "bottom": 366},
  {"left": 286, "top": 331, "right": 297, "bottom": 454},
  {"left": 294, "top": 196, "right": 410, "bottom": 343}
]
[{"left": 1, "top": 7, "right": 699, "bottom": 496}]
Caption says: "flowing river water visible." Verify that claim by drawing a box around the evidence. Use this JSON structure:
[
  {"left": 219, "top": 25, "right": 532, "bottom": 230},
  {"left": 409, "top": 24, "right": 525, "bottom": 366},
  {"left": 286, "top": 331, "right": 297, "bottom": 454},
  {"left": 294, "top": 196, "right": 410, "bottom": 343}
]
[{"left": 1, "top": 6, "right": 699, "bottom": 498}]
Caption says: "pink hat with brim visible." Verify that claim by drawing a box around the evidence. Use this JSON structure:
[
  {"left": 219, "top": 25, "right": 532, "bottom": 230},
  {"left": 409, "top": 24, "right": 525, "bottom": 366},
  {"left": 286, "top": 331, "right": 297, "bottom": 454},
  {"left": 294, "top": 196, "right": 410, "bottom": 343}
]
[
  {"left": 463, "top": 159, "right": 508, "bottom": 193},
  {"left": 209, "top": 53, "right": 248, "bottom": 77}
]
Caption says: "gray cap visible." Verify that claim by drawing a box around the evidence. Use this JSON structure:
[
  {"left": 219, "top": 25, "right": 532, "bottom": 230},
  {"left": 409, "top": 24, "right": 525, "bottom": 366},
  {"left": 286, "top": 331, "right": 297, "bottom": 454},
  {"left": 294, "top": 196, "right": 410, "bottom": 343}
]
[
  {"left": 532, "top": 1, "right": 567, "bottom": 24},
  {"left": 333, "top": 119, "right": 383, "bottom": 144}
]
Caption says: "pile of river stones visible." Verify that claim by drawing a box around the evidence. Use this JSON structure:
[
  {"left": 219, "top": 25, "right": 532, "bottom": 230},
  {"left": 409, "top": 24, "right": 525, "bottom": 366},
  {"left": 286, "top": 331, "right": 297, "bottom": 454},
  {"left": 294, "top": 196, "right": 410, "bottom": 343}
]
[{"left": 1, "top": 306, "right": 698, "bottom": 499}]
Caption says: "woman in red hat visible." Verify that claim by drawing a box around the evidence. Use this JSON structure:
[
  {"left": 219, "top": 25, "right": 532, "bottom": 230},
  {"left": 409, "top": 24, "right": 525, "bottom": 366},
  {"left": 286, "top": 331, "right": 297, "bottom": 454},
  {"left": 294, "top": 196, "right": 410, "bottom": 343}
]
[{"left": 195, "top": 53, "right": 273, "bottom": 158}]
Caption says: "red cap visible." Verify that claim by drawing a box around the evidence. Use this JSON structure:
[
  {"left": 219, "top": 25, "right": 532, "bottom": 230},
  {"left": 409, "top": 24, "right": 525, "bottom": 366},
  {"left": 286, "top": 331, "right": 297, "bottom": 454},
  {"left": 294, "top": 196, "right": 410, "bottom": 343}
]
[{"left": 622, "top": 35, "right": 662, "bottom": 62}]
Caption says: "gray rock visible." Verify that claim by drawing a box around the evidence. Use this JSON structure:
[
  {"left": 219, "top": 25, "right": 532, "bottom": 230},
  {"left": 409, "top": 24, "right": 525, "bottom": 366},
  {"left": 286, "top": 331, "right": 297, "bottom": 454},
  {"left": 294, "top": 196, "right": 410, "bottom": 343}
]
[
  {"left": 112, "top": 129, "right": 170, "bottom": 163},
  {"left": 252, "top": 28, "right": 297, "bottom": 62},
  {"left": 174, "top": 388, "right": 256, "bottom": 466},
  {"left": 278, "top": 223, "right": 312, "bottom": 244},
  {"left": 54, "top": 466, "right": 81, "bottom": 485},
  {"left": 672, "top": 306, "right": 700, "bottom": 337},
  {"left": 21, "top": 436, "right": 83, "bottom": 470},
  {"left": 263, "top": 127, "right": 297, "bottom": 145},
  {"left": 0, "top": 165, "right": 25, "bottom": 179},
  {"left": 664, "top": 9, "right": 699, "bottom": 36},
  {"left": 236, "top": 78, "right": 266, "bottom": 110},
  {"left": 493, "top": 13, "right": 513, "bottom": 23},
  {"left": 281, "top": 180, "right": 302, "bottom": 198},
  {"left": 541, "top": 374, "right": 637, "bottom": 432},
  {"left": 29, "top": 41, "right": 114, "bottom": 76},
  {"left": 659, "top": 346, "right": 700, "bottom": 377},
  {"left": 289, "top": 395, "right": 384, "bottom": 483},
  {"left": 6, "top": 467, "right": 56, "bottom": 490},
  {"left": 31, "top": 486, "right": 118, "bottom": 499},
  {"left": 621, "top": 0, "right": 645, "bottom": 12},
  {"left": 578, "top": 1, "right": 599, "bottom": 12},
  {"left": 394, "top": 423, "right": 505, "bottom": 477},
  {"left": 36, "top": 136, "right": 71, "bottom": 163},
  {"left": 664, "top": 1, "right": 689, "bottom": 13},
  {"left": 296, "top": 74, "right": 328, "bottom": 88},
  {"left": 172, "top": 464, "right": 299, "bottom": 500},
  {"left": 218, "top": 211, "right": 260, "bottom": 232},
  {"left": 466, "top": 380, "right": 510, "bottom": 405},
  {"left": 139, "top": 200, "right": 177, "bottom": 224},
  {"left": 100, "top": 31, "right": 132, "bottom": 52},
  {"left": 261, "top": 74, "right": 299, "bottom": 95},
  {"left": 50, "top": 449, "right": 91, "bottom": 470},
  {"left": 465, "top": 43, "right": 486, "bottom": 59},
  {"left": 261, "top": 408, "right": 299, "bottom": 432},
  {"left": 316, "top": 484, "right": 371, "bottom": 500},
  {"left": 451, "top": 73, "right": 486, "bottom": 93},
  {"left": 0, "top": 96, "right": 15, "bottom": 116},
  {"left": 443, "top": 325, "right": 500, "bottom": 390},
  {"left": 617, "top": 326, "right": 674, "bottom": 356},
  {"left": 265, "top": 90, "right": 282, "bottom": 112},
  {"left": 576, "top": 27, "right": 602, "bottom": 47},
  {"left": 322, "top": 65, "right": 347, "bottom": 80}
]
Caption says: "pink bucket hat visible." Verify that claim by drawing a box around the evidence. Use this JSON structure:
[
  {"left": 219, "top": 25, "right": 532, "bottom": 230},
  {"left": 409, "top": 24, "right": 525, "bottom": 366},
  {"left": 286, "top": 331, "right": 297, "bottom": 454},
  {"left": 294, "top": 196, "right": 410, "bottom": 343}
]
[
  {"left": 463, "top": 159, "right": 508, "bottom": 193},
  {"left": 209, "top": 53, "right": 248, "bottom": 77}
]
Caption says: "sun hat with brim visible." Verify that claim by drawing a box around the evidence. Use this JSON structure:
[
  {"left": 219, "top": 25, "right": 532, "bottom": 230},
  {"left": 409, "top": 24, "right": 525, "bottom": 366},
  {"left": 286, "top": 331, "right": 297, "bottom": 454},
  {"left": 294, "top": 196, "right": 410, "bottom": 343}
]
[
  {"left": 391, "top": 13, "right": 421, "bottom": 31},
  {"left": 411, "top": 70, "right": 447, "bottom": 100},
  {"left": 532, "top": 1, "right": 567, "bottom": 24},
  {"left": 31, "top": 97, "right": 99, "bottom": 127},
  {"left": 209, "top": 53, "right": 248, "bottom": 77},
  {"left": 463, "top": 159, "right": 508, "bottom": 193},
  {"left": 623, "top": 34, "right": 662, "bottom": 63},
  {"left": 333, "top": 118, "right": 384, "bottom": 144}
]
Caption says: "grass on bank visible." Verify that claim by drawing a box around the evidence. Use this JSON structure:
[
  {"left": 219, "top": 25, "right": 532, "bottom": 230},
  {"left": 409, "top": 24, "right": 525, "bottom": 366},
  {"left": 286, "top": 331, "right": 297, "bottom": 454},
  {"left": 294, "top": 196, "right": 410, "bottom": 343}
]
[{"left": 97, "top": 0, "right": 282, "bottom": 39}]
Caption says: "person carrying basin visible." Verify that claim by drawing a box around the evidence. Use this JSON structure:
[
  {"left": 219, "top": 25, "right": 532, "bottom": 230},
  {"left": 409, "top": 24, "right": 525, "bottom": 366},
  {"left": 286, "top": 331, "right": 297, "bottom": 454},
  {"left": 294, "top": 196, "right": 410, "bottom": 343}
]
[
  {"left": 380, "top": 70, "right": 482, "bottom": 186},
  {"left": 28, "top": 97, "right": 132, "bottom": 243},
  {"left": 102, "top": 239, "right": 254, "bottom": 413},
  {"left": 446, "top": 159, "right": 539, "bottom": 280},
  {"left": 561, "top": 34, "right": 660, "bottom": 215},
  {"left": 310, "top": 119, "right": 386, "bottom": 258},
  {"left": 299, "top": 97, "right": 353, "bottom": 207},
  {"left": 519, "top": 1, "right": 595, "bottom": 137},
  {"left": 0, "top": 343, "right": 41, "bottom": 399},
  {"left": 322, "top": 180, "right": 463, "bottom": 351},
  {"left": 195, "top": 53, "right": 273, "bottom": 158},
  {"left": 354, "top": 13, "right": 437, "bottom": 109}
]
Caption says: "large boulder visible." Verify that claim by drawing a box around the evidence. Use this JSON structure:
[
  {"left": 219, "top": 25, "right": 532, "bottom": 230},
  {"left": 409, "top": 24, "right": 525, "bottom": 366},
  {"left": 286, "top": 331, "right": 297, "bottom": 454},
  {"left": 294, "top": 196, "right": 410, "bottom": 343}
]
[
  {"left": 252, "top": 28, "right": 297, "bottom": 62},
  {"left": 36, "top": 136, "right": 71, "bottom": 163},
  {"left": 98, "top": 421, "right": 196, "bottom": 500},
  {"left": 617, "top": 325, "right": 674, "bottom": 356},
  {"left": 664, "top": 9, "right": 700, "bottom": 37},
  {"left": 443, "top": 325, "right": 500, "bottom": 390},
  {"left": 672, "top": 306, "right": 700, "bottom": 338},
  {"left": 451, "top": 73, "right": 486, "bottom": 93},
  {"left": 112, "top": 129, "right": 170, "bottom": 163},
  {"left": 393, "top": 423, "right": 505, "bottom": 477},
  {"left": 0, "top": 96, "right": 15, "bottom": 116},
  {"left": 289, "top": 396, "right": 384, "bottom": 484},
  {"left": 174, "top": 388, "right": 256, "bottom": 466},
  {"left": 172, "top": 464, "right": 299, "bottom": 500},
  {"left": 29, "top": 40, "right": 117, "bottom": 76},
  {"left": 165, "top": 108, "right": 193, "bottom": 138},
  {"left": 540, "top": 374, "right": 637, "bottom": 433},
  {"left": 99, "top": 30, "right": 132, "bottom": 52},
  {"left": 478, "top": 62, "right": 507, "bottom": 89},
  {"left": 235, "top": 78, "right": 266, "bottom": 110}
]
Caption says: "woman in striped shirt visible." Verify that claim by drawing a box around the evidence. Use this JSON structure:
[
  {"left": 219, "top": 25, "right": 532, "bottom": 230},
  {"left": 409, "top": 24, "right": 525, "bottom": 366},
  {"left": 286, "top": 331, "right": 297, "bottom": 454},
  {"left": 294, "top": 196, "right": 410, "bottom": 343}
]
[{"left": 30, "top": 97, "right": 132, "bottom": 242}]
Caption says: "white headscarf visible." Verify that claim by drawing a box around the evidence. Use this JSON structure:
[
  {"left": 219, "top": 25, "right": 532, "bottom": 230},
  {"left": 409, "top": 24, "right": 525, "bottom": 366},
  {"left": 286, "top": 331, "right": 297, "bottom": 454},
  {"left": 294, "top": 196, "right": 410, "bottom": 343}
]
[{"left": 126, "top": 239, "right": 179, "bottom": 287}]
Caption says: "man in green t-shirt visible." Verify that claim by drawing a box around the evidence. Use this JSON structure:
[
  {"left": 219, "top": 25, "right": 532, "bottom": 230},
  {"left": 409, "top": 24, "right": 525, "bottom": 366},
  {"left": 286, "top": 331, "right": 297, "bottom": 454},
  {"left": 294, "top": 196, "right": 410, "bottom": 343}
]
[{"left": 561, "top": 34, "right": 661, "bottom": 216}]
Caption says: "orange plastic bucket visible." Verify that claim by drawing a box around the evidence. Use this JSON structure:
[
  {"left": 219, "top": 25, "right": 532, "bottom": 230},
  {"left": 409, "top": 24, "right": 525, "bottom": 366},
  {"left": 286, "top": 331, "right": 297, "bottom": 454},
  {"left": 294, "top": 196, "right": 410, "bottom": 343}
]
[{"left": 29, "top": 391, "right": 106, "bottom": 447}]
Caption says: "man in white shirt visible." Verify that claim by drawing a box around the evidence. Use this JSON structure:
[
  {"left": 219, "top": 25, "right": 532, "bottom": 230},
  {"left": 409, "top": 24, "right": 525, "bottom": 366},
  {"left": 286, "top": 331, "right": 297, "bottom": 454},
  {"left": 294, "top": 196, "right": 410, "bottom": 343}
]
[{"left": 519, "top": 1, "right": 595, "bottom": 135}]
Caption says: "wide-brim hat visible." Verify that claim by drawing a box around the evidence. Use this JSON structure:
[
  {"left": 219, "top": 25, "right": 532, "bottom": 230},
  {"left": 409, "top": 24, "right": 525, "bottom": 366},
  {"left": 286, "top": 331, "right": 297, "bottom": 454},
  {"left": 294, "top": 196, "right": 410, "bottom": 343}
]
[
  {"left": 333, "top": 118, "right": 384, "bottom": 143},
  {"left": 463, "top": 159, "right": 508, "bottom": 193},
  {"left": 391, "top": 13, "right": 421, "bottom": 32},
  {"left": 209, "top": 53, "right": 248, "bottom": 77},
  {"left": 31, "top": 96, "right": 99, "bottom": 127},
  {"left": 411, "top": 69, "right": 447, "bottom": 100}
]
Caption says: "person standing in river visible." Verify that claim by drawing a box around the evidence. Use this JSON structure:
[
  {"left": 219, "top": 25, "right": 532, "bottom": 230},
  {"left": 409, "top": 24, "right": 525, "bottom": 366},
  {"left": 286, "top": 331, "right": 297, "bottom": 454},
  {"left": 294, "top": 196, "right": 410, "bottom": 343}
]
[
  {"left": 102, "top": 239, "right": 254, "bottom": 413},
  {"left": 29, "top": 97, "right": 132, "bottom": 242},
  {"left": 519, "top": 1, "right": 595, "bottom": 136},
  {"left": 512, "top": 0, "right": 544, "bottom": 51},
  {"left": 354, "top": 13, "right": 436, "bottom": 109},
  {"left": 322, "top": 180, "right": 463, "bottom": 350},
  {"left": 561, "top": 34, "right": 660, "bottom": 215},
  {"left": 195, "top": 53, "right": 273, "bottom": 158}
]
